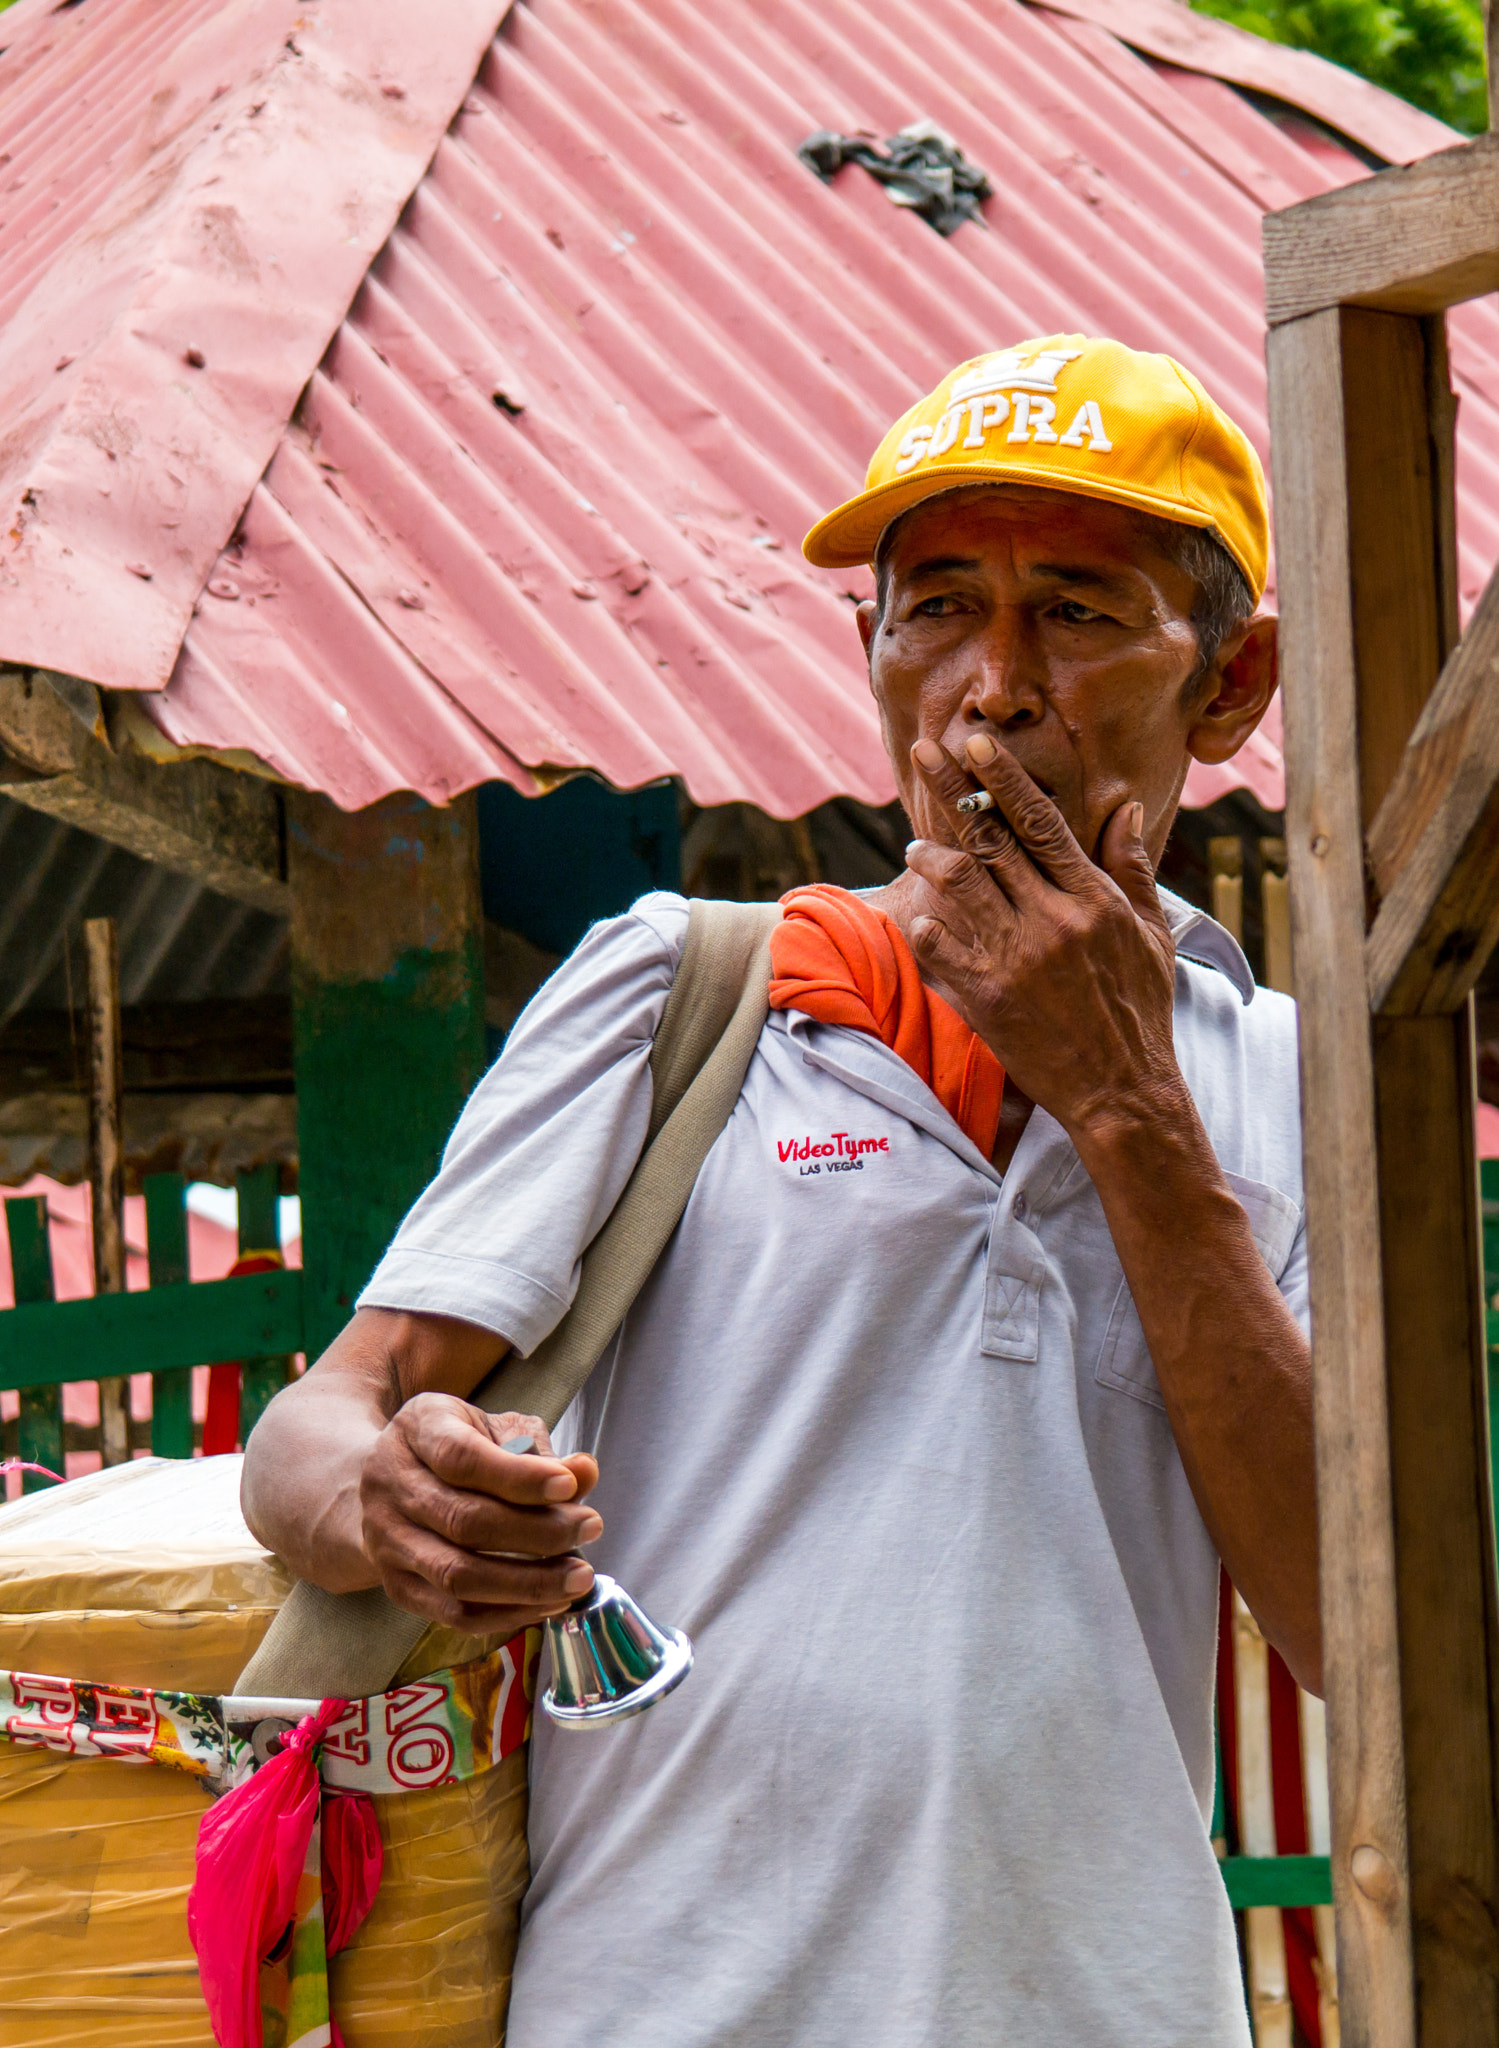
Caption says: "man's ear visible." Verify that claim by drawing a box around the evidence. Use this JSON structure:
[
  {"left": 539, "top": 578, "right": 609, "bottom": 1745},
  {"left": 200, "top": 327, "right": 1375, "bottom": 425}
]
[
  {"left": 1186, "top": 615, "right": 1278, "bottom": 767},
  {"left": 856, "top": 597, "right": 879, "bottom": 661}
]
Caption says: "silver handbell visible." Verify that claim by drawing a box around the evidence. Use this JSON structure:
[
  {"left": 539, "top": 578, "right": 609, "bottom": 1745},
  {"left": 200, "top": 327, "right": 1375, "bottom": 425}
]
[
  {"left": 501, "top": 1436, "right": 693, "bottom": 1729},
  {"left": 542, "top": 1571, "right": 693, "bottom": 1729}
]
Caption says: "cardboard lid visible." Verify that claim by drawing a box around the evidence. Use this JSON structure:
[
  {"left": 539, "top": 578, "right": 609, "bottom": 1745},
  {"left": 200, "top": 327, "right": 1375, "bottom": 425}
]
[{"left": 0, "top": 1455, "right": 290, "bottom": 1615}]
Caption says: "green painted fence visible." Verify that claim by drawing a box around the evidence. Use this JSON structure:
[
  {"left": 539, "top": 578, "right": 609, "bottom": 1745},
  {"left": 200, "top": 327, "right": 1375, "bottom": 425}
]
[
  {"left": 0, "top": 1167, "right": 298, "bottom": 1483},
  {"left": 1221, "top": 1854, "right": 1333, "bottom": 1910},
  {"left": 0, "top": 1268, "right": 303, "bottom": 1388}
]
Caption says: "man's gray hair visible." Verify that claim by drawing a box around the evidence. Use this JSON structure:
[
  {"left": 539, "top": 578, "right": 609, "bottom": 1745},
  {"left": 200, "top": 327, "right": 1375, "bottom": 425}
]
[
  {"left": 871, "top": 496, "right": 1254, "bottom": 690},
  {"left": 1136, "top": 514, "right": 1256, "bottom": 687}
]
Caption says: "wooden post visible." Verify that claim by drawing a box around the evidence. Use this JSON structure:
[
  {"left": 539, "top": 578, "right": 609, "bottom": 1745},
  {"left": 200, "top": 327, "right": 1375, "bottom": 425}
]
[
  {"left": 1209, "top": 835, "right": 1245, "bottom": 944},
  {"left": 5, "top": 1196, "right": 61, "bottom": 1489},
  {"left": 237, "top": 1164, "right": 287, "bottom": 1443},
  {"left": 1299, "top": 1688, "right": 1343, "bottom": 2045},
  {"left": 84, "top": 916, "right": 130, "bottom": 1468},
  {"left": 144, "top": 1173, "right": 192, "bottom": 1458},
  {"left": 1259, "top": 839, "right": 1293, "bottom": 997},
  {"left": 1269, "top": 302, "right": 1499, "bottom": 2045},
  {"left": 288, "top": 790, "right": 485, "bottom": 1365}
]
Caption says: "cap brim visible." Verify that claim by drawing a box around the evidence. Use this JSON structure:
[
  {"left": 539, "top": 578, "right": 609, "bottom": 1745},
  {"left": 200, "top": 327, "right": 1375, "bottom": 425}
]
[{"left": 803, "top": 462, "right": 1223, "bottom": 572}]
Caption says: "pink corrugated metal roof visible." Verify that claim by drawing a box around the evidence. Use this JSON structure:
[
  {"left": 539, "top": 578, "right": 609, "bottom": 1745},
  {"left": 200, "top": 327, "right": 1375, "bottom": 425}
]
[
  {"left": 0, "top": 0, "right": 511, "bottom": 691},
  {"left": 3, "top": 0, "right": 1498, "bottom": 816}
]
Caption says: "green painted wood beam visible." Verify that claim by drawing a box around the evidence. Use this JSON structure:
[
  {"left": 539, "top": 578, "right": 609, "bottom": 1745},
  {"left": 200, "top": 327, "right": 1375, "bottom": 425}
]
[
  {"left": 6, "top": 1195, "right": 62, "bottom": 1488},
  {"left": 1220, "top": 1854, "right": 1333, "bottom": 1909},
  {"left": 144, "top": 1173, "right": 192, "bottom": 1458},
  {"left": 0, "top": 1269, "right": 303, "bottom": 1391},
  {"left": 289, "top": 790, "right": 485, "bottom": 1365},
  {"left": 238, "top": 1162, "right": 289, "bottom": 1443}
]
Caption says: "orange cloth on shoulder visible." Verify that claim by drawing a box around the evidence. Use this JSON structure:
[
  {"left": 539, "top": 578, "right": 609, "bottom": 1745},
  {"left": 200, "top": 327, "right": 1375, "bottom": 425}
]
[{"left": 768, "top": 884, "right": 1005, "bottom": 1158}]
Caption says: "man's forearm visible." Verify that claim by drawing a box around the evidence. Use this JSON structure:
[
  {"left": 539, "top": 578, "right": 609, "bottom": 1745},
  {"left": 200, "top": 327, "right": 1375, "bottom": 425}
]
[
  {"left": 241, "top": 1306, "right": 517, "bottom": 1596},
  {"left": 240, "top": 1369, "right": 387, "bottom": 1592},
  {"left": 1073, "top": 1087, "right": 1321, "bottom": 1694},
  {"left": 241, "top": 1308, "right": 595, "bottom": 1635}
]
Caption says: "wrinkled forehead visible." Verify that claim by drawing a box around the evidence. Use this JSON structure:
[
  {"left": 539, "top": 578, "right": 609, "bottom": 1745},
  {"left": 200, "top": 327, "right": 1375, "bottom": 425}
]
[{"left": 875, "top": 481, "right": 1178, "bottom": 582}]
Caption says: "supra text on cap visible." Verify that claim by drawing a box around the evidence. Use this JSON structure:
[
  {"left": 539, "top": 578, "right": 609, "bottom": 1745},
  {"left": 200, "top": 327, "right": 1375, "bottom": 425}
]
[{"left": 803, "top": 333, "right": 1269, "bottom": 604}]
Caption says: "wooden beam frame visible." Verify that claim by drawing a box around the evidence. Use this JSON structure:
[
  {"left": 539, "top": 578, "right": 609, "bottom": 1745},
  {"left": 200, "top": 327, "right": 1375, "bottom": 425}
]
[
  {"left": 1365, "top": 561, "right": 1499, "bottom": 1014},
  {"left": 1265, "top": 144, "right": 1499, "bottom": 2047},
  {"left": 0, "top": 995, "right": 294, "bottom": 1095},
  {"left": 0, "top": 668, "right": 287, "bottom": 913},
  {"left": 1263, "top": 133, "right": 1499, "bottom": 322}
]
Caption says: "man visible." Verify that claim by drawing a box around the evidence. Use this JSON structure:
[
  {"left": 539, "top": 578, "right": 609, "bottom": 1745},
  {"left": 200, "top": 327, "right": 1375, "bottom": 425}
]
[{"left": 243, "top": 333, "right": 1311, "bottom": 2046}]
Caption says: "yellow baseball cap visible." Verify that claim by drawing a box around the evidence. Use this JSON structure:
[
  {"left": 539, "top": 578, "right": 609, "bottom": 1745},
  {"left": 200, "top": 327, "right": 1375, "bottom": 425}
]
[{"left": 803, "top": 334, "right": 1268, "bottom": 603}]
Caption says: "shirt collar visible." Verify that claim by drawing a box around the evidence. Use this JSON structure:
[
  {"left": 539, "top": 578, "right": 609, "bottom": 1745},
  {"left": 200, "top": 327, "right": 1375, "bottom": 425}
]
[{"left": 1158, "top": 886, "right": 1256, "bottom": 1005}]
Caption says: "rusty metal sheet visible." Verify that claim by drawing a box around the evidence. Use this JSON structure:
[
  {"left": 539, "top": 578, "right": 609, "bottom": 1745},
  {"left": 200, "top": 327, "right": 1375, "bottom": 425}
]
[
  {"left": 0, "top": 1091, "right": 297, "bottom": 1193},
  {"left": 147, "top": 0, "right": 1499, "bottom": 817},
  {"left": 0, "top": 0, "right": 512, "bottom": 690}
]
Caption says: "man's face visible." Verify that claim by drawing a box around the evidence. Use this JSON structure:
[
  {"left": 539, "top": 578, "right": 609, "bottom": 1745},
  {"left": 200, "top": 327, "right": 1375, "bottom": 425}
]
[{"left": 858, "top": 485, "right": 1274, "bottom": 863}]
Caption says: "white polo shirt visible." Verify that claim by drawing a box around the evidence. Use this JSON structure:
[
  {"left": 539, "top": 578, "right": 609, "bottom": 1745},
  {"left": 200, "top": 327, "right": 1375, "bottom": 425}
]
[{"left": 362, "top": 888, "right": 1305, "bottom": 2048}]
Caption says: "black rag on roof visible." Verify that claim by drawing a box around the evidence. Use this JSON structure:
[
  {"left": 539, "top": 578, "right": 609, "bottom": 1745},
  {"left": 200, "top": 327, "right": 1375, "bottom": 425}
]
[{"left": 796, "top": 120, "right": 992, "bottom": 236}]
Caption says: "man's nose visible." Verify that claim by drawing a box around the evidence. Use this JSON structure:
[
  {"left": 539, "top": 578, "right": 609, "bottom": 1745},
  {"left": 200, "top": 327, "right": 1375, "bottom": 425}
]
[{"left": 964, "top": 608, "right": 1045, "bottom": 730}]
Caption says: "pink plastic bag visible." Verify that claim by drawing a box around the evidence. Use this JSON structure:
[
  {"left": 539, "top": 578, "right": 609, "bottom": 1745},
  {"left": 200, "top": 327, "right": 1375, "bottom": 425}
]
[
  {"left": 321, "top": 1791, "right": 383, "bottom": 1955},
  {"left": 188, "top": 1699, "right": 383, "bottom": 2048}
]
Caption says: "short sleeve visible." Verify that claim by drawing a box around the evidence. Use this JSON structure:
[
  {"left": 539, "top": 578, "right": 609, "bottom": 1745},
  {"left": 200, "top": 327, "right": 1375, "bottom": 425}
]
[
  {"left": 1277, "top": 1214, "right": 1309, "bottom": 1337},
  {"left": 358, "top": 892, "right": 690, "bottom": 1354}
]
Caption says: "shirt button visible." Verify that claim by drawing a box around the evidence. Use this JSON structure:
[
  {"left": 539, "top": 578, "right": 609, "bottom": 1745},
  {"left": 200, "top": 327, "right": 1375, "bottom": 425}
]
[{"left": 1013, "top": 1193, "right": 1027, "bottom": 1220}]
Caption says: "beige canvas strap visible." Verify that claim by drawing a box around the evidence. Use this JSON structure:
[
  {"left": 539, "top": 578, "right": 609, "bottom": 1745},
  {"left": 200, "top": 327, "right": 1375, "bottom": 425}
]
[{"left": 236, "top": 898, "right": 782, "bottom": 1700}]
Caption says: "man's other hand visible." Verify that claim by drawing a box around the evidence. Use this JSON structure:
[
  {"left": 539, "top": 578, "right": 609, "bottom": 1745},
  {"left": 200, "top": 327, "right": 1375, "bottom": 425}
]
[
  {"left": 903, "top": 732, "right": 1183, "bottom": 1148},
  {"left": 359, "top": 1397, "right": 601, "bottom": 1636}
]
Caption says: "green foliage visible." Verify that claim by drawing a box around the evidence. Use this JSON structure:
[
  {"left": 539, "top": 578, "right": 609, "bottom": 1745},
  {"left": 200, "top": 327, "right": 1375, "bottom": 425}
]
[{"left": 1191, "top": 0, "right": 1487, "bottom": 133}]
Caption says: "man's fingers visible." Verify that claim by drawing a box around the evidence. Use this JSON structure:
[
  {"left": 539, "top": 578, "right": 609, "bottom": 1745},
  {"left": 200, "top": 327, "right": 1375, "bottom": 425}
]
[
  {"left": 379, "top": 1567, "right": 534, "bottom": 1635},
  {"left": 906, "top": 906, "right": 985, "bottom": 1016},
  {"left": 373, "top": 1454, "right": 602, "bottom": 1558},
  {"left": 477, "top": 1415, "right": 597, "bottom": 1500},
  {"left": 910, "top": 738, "right": 1040, "bottom": 904},
  {"left": 959, "top": 735, "right": 1099, "bottom": 894},
  {"left": 484, "top": 1410, "right": 560, "bottom": 1458},
  {"left": 360, "top": 1393, "right": 604, "bottom": 1617},
  {"left": 379, "top": 1553, "right": 589, "bottom": 1635},
  {"left": 371, "top": 1515, "right": 594, "bottom": 1621},
  {"left": 401, "top": 1394, "right": 594, "bottom": 1506},
  {"left": 901, "top": 855, "right": 1007, "bottom": 1032},
  {"left": 904, "top": 837, "right": 1015, "bottom": 941},
  {"left": 1098, "top": 799, "right": 1169, "bottom": 933}
]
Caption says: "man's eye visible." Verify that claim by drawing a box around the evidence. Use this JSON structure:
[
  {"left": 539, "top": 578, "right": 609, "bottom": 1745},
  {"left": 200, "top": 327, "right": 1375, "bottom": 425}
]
[
  {"left": 1052, "top": 599, "right": 1106, "bottom": 625},
  {"left": 912, "top": 594, "right": 966, "bottom": 617}
]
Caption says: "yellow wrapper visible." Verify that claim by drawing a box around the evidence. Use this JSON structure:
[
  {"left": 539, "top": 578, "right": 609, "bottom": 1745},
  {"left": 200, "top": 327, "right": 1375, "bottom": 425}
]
[{"left": 0, "top": 1457, "right": 527, "bottom": 2047}]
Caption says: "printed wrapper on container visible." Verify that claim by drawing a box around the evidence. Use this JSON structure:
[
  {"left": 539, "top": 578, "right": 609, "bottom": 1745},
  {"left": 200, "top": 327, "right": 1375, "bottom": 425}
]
[{"left": 0, "top": 1456, "right": 530, "bottom": 2047}]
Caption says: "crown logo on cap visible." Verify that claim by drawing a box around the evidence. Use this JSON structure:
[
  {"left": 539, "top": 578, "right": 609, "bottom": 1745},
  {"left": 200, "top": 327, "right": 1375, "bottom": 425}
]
[{"left": 948, "top": 346, "right": 1084, "bottom": 403}]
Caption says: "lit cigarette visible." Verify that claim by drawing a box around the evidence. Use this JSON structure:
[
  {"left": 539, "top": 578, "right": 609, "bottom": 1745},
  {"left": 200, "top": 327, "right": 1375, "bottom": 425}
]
[{"left": 956, "top": 789, "right": 994, "bottom": 815}]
